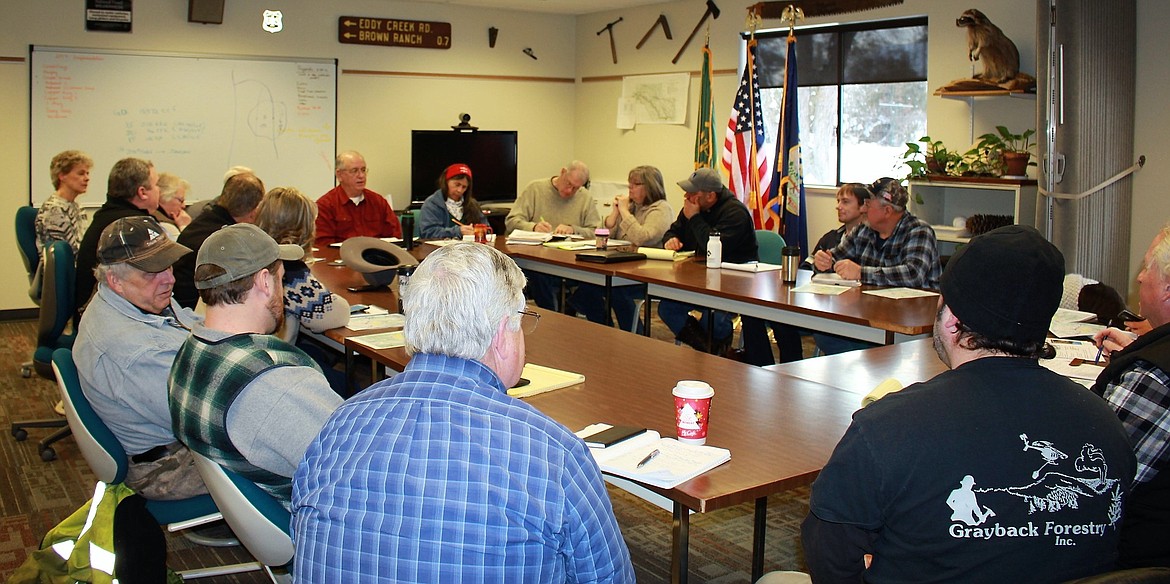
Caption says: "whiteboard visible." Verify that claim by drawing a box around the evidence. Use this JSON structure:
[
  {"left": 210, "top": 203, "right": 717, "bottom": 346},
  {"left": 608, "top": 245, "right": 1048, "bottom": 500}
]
[{"left": 30, "top": 46, "right": 337, "bottom": 205}]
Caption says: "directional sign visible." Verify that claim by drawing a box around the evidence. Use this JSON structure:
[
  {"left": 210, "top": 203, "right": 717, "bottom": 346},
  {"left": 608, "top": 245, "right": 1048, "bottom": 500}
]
[{"left": 338, "top": 16, "right": 452, "bottom": 49}]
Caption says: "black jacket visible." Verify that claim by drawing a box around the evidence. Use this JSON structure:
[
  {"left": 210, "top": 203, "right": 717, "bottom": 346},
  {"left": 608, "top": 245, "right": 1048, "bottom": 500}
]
[
  {"left": 663, "top": 188, "right": 758, "bottom": 264},
  {"left": 172, "top": 204, "right": 236, "bottom": 309},
  {"left": 75, "top": 197, "right": 149, "bottom": 313}
]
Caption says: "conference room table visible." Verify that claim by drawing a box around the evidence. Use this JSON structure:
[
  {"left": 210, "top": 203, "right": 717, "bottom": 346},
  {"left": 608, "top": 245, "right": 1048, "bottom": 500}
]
[
  {"left": 499, "top": 238, "right": 939, "bottom": 345},
  {"left": 307, "top": 244, "right": 863, "bottom": 584},
  {"left": 766, "top": 337, "right": 946, "bottom": 396}
]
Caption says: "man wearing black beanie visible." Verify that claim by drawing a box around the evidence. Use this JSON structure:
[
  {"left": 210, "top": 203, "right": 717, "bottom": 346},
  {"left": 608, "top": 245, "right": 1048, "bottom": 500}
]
[{"left": 801, "top": 225, "right": 1136, "bottom": 583}]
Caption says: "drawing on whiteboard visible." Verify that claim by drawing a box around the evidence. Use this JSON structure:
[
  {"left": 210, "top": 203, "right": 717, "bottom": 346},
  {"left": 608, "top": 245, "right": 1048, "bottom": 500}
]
[{"left": 231, "top": 73, "right": 288, "bottom": 161}]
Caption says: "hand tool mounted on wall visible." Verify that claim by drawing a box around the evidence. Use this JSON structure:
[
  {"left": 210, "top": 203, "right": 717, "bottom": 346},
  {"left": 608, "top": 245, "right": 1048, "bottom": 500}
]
[
  {"left": 597, "top": 17, "right": 623, "bottom": 64},
  {"left": 637, "top": 14, "right": 672, "bottom": 49},
  {"left": 673, "top": 0, "right": 720, "bottom": 64}
]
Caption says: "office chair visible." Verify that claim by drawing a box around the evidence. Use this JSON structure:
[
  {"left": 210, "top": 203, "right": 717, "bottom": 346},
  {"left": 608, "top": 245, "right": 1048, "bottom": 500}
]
[
  {"left": 11, "top": 241, "right": 74, "bottom": 461},
  {"left": 191, "top": 451, "right": 294, "bottom": 583},
  {"left": 16, "top": 206, "right": 41, "bottom": 307},
  {"left": 51, "top": 348, "right": 266, "bottom": 580},
  {"left": 754, "top": 229, "right": 786, "bottom": 264},
  {"left": 16, "top": 206, "right": 41, "bottom": 378}
]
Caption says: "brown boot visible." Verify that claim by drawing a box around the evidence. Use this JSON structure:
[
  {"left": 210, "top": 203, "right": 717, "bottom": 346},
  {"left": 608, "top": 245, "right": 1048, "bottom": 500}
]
[{"left": 676, "top": 316, "right": 711, "bottom": 352}]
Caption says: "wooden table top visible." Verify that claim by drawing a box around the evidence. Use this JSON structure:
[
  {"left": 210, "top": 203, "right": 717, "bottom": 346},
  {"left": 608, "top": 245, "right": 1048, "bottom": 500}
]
[
  {"left": 766, "top": 337, "right": 946, "bottom": 396},
  {"left": 344, "top": 305, "right": 860, "bottom": 514}
]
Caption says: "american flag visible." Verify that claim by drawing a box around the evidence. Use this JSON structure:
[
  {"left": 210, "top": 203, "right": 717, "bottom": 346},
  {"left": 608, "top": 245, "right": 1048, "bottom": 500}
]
[{"left": 721, "top": 39, "right": 776, "bottom": 230}]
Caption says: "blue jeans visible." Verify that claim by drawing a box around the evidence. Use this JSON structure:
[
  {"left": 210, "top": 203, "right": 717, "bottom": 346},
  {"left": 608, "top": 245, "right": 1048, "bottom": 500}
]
[
  {"left": 569, "top": 283, "right": 645, "bottom": 333},
  {"left": 657, "top": 299, "right": 732, "bottom": 341},
  {"left": 526, "top": 271, "right": 564, "bottom": 311},
  {"left": 813, "top": 332, "right": 877, "bottom": 355}
]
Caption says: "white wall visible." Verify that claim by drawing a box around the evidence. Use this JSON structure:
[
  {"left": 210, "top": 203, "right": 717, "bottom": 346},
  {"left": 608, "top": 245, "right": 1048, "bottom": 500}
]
[
  {"left": 1, "top": 0, "right": 578, "bottom": 311},
  {"left": 572, "top": 0, "right": 1039, "bottom": 257},
  {"left": 1, "top": 0, "right": 1163, "bottom": 311}
]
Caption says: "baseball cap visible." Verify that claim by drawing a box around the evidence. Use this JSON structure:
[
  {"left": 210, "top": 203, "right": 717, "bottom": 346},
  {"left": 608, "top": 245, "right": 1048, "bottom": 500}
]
[
  {"left": 868, "top": 177, "right": 909, "bottom": 208},
  {"left": 194, "top": 223, "right": 303, "bottom": 289},
  {"left": 445, "top": 163, "right": 472, "bottom": 180},
  {"left": 677, "top": 168, "right": 725, "bottom": 193},
  {"left": 97, "top": 216, "right": 191, "bottom": 273}
]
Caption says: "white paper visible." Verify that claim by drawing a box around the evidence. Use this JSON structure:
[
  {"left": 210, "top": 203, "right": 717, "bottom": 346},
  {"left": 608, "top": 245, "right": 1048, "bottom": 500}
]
[
  {"left": 616, "top": 98, "right": 636, "bottom": 129},
  {"left": 348, "top": 330, "right": 405, "bottom": 350},
  {"left": 1050, "top": 321, "right": 1106, "bottom": 339},
  {"left": 1047, "top": 339, "right": 1100, "bottom": 361},
  {"left": 863, "top": 288, "right": 940, "bottom": 299},
  {"left": 1052, "top": 307, "right": 1097, "bottom": 323},
  {"left": 346, "top": 312, "right": 406, "bottom": 331},
  {"left": 811, "top": 273, "right": 861, "bottom": 287},
  {"left": 620, "top": 72, "right": 689, "bottom": 125},
  {"left": 1041, "top": 358, "right": 1106, "bottom": 381},
  {"left": 791, "top": 283, "right": 852, "bottom": 295},
  {"left": 721, "top": 262, "right": 783, "bottom": 273}
]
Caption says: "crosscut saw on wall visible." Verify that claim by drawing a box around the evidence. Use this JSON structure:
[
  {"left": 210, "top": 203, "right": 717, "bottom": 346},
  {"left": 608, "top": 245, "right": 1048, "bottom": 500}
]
[{"left": 748, "top": 0, "right": 903, "bottom": 19}]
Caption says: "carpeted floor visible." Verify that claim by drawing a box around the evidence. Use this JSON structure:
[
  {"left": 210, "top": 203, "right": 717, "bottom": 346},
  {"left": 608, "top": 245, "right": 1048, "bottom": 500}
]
[{"left": 0, "top": 318, "right": 810, "bottom": 583}]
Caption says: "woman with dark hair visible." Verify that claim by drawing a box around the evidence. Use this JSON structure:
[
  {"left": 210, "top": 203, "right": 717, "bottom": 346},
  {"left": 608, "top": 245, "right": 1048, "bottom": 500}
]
[
  {"left": 569, "top": 165, "right": 673, "bottom": 332},
  {"left": 418, "top": 163, "right": 488, "bottom": 239}
]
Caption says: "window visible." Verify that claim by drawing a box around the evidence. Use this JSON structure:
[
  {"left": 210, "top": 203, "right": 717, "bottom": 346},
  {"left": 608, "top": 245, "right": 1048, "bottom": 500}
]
[{"left": 752, "top": 17, "right": 928, "bottom": 186}]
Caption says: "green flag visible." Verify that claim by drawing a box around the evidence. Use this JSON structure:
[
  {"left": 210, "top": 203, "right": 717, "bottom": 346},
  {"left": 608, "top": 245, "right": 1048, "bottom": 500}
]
[{"left": 694, "top": 43, "right": 717, "bottom": 169}]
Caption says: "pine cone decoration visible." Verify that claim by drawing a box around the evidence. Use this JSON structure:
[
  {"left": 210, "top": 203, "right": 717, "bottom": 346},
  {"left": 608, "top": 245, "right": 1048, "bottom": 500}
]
[{"left": 965, "top": 214, "right": 1014, "bottom": 236}]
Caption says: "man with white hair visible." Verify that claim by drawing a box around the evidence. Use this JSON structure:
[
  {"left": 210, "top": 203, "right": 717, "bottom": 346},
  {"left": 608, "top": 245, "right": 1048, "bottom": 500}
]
[
  {"left": 1093, "top": 223, "right": 1170, "bottom": 568},
  {"left": 292, "top": 243, "right": 634, "bottom": 583},
  {"left": 315, "top": 150, "right": 403, "bottom": 246}
]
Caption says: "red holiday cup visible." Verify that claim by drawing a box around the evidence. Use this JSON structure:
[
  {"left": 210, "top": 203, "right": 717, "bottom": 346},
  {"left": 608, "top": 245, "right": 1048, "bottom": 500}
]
[{"left": 673, "top": 380, "right": 715, "bottom": 444}]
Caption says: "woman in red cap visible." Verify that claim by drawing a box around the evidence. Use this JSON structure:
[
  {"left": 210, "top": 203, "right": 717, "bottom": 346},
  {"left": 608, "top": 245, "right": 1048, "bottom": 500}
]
[{"left": 418, "top": 163, "right": 488, "bottom": 239}]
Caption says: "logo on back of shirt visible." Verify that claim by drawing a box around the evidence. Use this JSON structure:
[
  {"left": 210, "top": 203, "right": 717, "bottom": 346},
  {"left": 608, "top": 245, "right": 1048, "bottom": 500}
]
[{"left": 946, "top": 433, "right": 1123, "bottom": 546}]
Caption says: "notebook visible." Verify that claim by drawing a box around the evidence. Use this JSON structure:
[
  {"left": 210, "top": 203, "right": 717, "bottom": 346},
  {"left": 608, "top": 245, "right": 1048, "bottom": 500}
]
[{"left": 575, "top": 250, "right": 647, "bottom": 264}]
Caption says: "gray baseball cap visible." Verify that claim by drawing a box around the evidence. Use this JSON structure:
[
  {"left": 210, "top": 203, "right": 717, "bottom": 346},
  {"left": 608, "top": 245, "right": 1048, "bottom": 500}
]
[
  {"left": 194, "top": 223, "right": 303, "bottom": 289},
  {"left": 677, "top": 167, "right": 725, "bottom": 193}
]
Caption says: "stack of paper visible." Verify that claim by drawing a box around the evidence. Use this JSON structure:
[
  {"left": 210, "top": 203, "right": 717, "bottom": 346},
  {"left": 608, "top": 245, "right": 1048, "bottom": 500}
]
[
  {"left": 811, "top": 273, "right": 862, "bottom": 287},
  {"left": 508, "top": 363, "right": 585, "bottom": 398},
  {"left": 638, "top": 248, "right": 695, "bottom": 262},
  {"left": 346, "top": 308, "right": 405, "bottom": 331},
  {"left": 721, "top": 262, "right": 783, "bottom": 273},
  {"left": 581, "top": 429, "right": 731, "bottom": 489},
  {"left": 543, "top": 240, "right": 595, "bottom": 251}
]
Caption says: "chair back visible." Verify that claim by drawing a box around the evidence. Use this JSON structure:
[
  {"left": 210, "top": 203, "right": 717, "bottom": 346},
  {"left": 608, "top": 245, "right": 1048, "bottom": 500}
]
[
  {"left": 190, "top": 450, "right": 294, "bottom": 568},
  {"left": 755, "top": 230, "right": 787, "bottom": 264},
  {"left": 16, "top": 206, "right": 39, "bottom": 280},
  {"left": 52, "top": 348, "right": 127, "bottom": 484},
  {"left": 34, "top": 243, "right": 77, "bottom": 376}
]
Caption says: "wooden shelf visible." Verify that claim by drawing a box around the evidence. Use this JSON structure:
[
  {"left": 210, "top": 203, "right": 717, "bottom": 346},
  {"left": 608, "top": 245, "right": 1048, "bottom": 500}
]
[
  {"left": 934, "top": 88, "right": 1036, "bottom": 98},
  {"left": 911, "top": 176, "right": 1037, "bottom": 186}
]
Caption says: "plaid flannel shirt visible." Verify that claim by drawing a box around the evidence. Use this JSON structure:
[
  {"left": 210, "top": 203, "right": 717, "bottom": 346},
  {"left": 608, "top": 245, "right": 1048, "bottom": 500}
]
[
  {"left": 826, "top": 212, "right": 941, "bottom": 290},
  {"left": 1100, "top": 360, "right": 1170, "bottom": 484}
]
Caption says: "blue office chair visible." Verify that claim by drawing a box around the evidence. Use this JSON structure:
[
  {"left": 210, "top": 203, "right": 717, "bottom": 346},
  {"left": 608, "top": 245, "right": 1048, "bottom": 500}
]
[
  {"left": 52, "top": 348, "right": 266, "bottom": 579},
  {"left": 11, "top": 241, "right": 75, "bottom": 460},
  {"left": 191, "top": 451, "right": 294, "bottom": 583},
  {"left": 16, "top": 206, "right": 40, "bottom": 305},
  {"left": 754, "top": 229, "right": 786, "bottom": 264}
]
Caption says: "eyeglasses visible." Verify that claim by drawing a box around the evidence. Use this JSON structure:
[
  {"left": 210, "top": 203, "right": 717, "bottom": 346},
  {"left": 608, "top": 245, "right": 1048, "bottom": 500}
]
[
  {"left": 518, "top": 309, "right": 541, "bottom": 334},
  {"left": 341, "top": 167, "right": 368, "bottom": 176}
]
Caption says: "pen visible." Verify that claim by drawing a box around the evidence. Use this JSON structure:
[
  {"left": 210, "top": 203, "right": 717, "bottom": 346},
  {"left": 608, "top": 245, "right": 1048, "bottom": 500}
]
[
  {"left": 452, "top": 218, "right": 467, "bottom": 227},
  {"left": 635, "top": 449, "right": 660, "bottom": 469},
  {"left": 1094, "top": 343, "right": 1105, "bottom": 364}
]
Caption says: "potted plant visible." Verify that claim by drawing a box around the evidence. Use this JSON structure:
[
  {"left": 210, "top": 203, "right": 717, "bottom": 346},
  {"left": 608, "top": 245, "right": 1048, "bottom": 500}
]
[
  {"left": 976, "top": 126, "right": 1036, "bottom": 177},
  {"left": 902, "top": 136, "right": 961, "bottom": 179}
]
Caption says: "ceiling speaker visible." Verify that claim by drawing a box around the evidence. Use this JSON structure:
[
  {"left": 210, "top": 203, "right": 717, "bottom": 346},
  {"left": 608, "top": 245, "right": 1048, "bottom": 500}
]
[{"left": 188, "top": 0, "right": 224, "bottom": 24}]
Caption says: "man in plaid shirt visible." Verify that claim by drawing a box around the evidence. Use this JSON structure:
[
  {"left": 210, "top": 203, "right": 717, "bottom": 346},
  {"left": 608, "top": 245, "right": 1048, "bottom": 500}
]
[
  {"left": 813, "top": 177, "right": 941, "bottom": 290},
  {"left": 1093, "top": 223, "right": 1170, "bottom": 568}
]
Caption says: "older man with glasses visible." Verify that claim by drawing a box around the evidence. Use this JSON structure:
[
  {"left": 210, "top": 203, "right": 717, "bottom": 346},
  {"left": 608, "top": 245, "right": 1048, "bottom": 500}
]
[
  {"left": 293, "top": 242, "right": 634, "bottom": 583},
  {"left": 315, "top": 150, "right": 403, "bottom": 246},
  {"left": 811, "top": 177, "right": 941, "bottom": 354}
]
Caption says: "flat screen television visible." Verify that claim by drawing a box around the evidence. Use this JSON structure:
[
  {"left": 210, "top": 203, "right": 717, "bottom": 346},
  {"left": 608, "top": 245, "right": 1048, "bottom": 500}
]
[{"left": 410, "top": 130, "right": 518, "bottom": 205}]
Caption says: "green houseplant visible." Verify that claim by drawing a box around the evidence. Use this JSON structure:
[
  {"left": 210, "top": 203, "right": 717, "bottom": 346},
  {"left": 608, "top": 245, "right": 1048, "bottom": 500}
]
[
  {"left": 902, "top": 136, "right": 962, "bottom": 179},
  {"left": 975, "top": 126, "right": 1036, "bottom": 177}
]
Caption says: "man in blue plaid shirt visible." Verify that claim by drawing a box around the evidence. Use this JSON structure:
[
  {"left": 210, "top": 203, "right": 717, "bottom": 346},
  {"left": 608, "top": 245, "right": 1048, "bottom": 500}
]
[
  {"left": 292, "top": 242, "right": 635, "bottom": 583},
  {"left": 1093, "top": 224, "right": 1170, "bottom": 568},
  {"left": 812, "top": 177, "right": 941, "bottom": 290}
]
